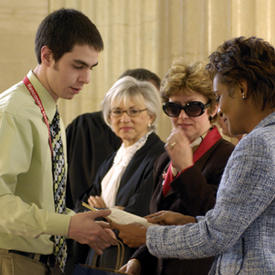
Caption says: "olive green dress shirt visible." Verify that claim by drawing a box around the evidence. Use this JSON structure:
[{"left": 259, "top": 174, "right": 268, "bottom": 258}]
[{"left": 0, "top": 70, "right": 73, "bottom": 255}]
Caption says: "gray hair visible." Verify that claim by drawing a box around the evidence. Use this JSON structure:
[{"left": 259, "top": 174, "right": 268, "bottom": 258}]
[{"left": 102, "top": 76, "right": 161, "bottom": 131}]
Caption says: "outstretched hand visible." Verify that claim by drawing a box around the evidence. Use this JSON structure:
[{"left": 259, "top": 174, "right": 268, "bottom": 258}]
[
  {"left": 110, "top": 221, "right": 147, "bottom": 248},
  {"left": 68, "top": 209, "right": 117, "bottom": 254},
  {"left": 145, "top": 210, "right": 196, "bottom": 225}
]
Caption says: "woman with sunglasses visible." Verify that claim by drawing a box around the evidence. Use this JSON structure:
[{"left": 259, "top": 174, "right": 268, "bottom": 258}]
[
  {"left": 117, "top": 60, "right": 235, "bottom": 275},
  {"left": 70, "top": 76, "right": 165, "bottom": 271}
]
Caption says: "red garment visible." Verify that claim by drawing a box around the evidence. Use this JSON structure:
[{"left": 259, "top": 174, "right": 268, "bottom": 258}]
[
  {"left": 162, "top": 126, "right": 221, "bottom": 195},
  {"left": 162, "top": 162, "right": 174, "bottom": 196}
]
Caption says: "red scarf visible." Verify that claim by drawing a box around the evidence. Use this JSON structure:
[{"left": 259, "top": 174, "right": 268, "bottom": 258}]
[{"left": 162, "top": 126, "right": 221, "bottom": 196}]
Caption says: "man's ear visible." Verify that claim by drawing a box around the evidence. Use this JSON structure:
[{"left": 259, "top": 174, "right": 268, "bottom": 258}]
[{"left": 40, "top": 45, "right": 53, "bottom": 66}]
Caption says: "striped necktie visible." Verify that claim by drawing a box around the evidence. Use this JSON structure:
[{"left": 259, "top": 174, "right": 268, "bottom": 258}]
[{"left": 50, "top": 109, "right": 67, "bottom": 272}]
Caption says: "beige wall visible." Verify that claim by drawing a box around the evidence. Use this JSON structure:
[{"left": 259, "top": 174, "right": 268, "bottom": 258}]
[
  {"left": 1, "top": 0, "right": 275, "bottom": 141},
  {"left": 0, "top": 0, "right": 48, "bottom": 92}
]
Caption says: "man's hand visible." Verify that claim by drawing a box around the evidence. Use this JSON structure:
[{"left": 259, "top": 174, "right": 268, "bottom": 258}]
[
  {"left": 111, "top": 221, "right": 147, "bottom": 248},
  {"left": 68, "top": 209, "right": 117, "bottom": 254},
  {"left": 119, "top": 258, "right": 141, "bottom": 275},
  {"left": 146, "top": 210, "right": 196, "bottom": 225}
]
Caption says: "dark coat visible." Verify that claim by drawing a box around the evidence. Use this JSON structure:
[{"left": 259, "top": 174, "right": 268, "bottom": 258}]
[
  {"left": 67, "top": 132, "right": 165, "bottom": 273},
  {"left": 82, "top": 132, "right": 165, "bottom": 216},
  {"left": 65, "top": 111, "right": 121, "bottom": 209},
  {"left": 133, "top": 137, "right": 235, "bottom": 275}
]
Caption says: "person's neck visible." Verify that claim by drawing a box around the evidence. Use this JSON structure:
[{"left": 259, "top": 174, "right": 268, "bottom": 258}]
[
  {"left": 245, "top": 106, "right": 275, "bottom": 133},
  {"left": 33, "top": 65, "right": 58, "bottom": 102},
  {"left": 123, "top": 130, "right": 151, "bottom": 147},
  {"left": 189, "top": 124, "right": 211, "bottom": 144}
]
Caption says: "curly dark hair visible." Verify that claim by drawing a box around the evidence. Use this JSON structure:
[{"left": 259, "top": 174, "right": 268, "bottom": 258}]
[{"left": 206, "top": 36, "right": 275, "bottom": 110}]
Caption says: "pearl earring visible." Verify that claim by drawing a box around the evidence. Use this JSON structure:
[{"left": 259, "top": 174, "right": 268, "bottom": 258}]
[{"left": 241, "top": 88, "right": 246, "bottom": 100}]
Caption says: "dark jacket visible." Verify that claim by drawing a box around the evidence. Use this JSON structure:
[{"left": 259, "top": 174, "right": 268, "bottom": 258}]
[
  {"left": 68, "top": 132, "right": 165, "bottom": 272},
  {"left": 82, "top": 132, "right": 164, "bottom": 216},
  {"left": 133, "top": 136, "right": 235, "bottom": 275},
  {"left": 65, "top": 111, "right": 121, "bottom": 209}
]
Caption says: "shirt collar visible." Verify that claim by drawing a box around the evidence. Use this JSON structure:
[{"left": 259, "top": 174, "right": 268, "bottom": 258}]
[
  {"left": 26, "top": 70, "right": 57, "bottom": 123},
  {"left": 190, "top": 128, "right": 209, "bottom": 150}
]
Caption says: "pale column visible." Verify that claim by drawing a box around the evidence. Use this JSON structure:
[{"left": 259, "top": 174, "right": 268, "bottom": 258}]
[
  {"left": 231, "top": 0, "right": 256, "bottom": 37},
  {"left": 48, "top": 0, "right": 275, "bottom": 141},
  {"left": 0, "top": 1, "right": 48, "bottom": 93}
]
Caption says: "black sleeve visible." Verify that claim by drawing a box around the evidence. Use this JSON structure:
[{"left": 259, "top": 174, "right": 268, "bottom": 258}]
[{"left": 65, "top": 112, "right": 121, "bottom": 209}]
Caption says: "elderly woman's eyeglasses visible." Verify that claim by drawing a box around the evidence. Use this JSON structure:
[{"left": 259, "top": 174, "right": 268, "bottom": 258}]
[
  {"left": 163, "top": 101, "right": 210, "bottom": 117},
  {"left": 110, "top": 108, "right": 147, "bottom": 117}
]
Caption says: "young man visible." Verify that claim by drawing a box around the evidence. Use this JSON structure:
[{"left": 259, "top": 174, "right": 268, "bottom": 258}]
[{"left": 0, "top": 8, "right": 115, "bottom": 275}]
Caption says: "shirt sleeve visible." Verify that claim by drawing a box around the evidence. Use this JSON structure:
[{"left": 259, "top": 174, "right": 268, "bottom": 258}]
[
  {"left": 146, "top": 133, "right": 275, "bottom": 259},
  {"left": 0, "top": 111, "right": 71, "bottom": 238}
]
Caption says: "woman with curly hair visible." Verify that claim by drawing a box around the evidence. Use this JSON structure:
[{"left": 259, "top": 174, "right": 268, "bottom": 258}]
[
  {"left": 116, "top": 60, "right": 235, "bottom": 275},
  {"left": 117, "top": 36, "right": 275, "bottom": 275}
]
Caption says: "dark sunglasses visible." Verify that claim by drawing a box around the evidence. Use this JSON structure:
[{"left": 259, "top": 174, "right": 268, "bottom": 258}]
[{"left": 163, "top": 101, "right": 210, "bottom": 117}]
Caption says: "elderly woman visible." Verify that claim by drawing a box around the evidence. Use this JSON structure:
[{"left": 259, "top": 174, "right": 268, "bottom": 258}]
[
  {"left": 73, "top": 76, "right": 165, "bottom": 270},
  {"left": 118, "top": 37, "right": 275, "bottom": 274},
  {"left": 116, "top": 60, "right": 235, "bottom": 275}
]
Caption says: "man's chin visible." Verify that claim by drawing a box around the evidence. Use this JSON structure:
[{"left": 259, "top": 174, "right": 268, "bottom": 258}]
[{"left": 63, "top": 94, "right": 76, "bottom": 100}]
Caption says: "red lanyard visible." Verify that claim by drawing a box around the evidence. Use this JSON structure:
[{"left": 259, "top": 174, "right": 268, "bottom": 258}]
[{"left": 23, "top": 76, "right": 53, "bottom": 156}]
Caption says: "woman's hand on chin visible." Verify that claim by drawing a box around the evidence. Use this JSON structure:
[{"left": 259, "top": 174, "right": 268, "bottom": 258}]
[{"left": 165, "top": 128, "right": 193, "bottom": 171}]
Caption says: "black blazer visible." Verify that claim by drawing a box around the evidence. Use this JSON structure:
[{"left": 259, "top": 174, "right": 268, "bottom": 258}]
[
  {"left": 67, "top": 132, "right": 165, "bottom": 272},
  {"left": 66, "top": 111, "right": 121, "bottom": 209},
  {"left": 133, "top": 137, "right": 235, "bottom": 275},
  {"left": 79, "top": 132, "right": 165, "bottom": 216}
]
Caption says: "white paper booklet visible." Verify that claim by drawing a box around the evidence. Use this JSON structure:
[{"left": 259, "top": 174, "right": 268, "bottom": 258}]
[
  {"left": 82, "top": 202, "right": 153, "bottom": 227},
  {"left": 108, "top": 207, "right": 153, "bottom": 227}
]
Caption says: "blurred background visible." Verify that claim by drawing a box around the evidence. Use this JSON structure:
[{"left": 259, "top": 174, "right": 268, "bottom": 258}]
[{"left": 1, "top": 0, "right": 274, "bottom": 141}]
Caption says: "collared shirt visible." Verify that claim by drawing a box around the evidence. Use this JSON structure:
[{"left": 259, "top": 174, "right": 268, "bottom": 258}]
[
  {"left": 0, "top": 71, "right": 73, "bottom": 254},
  {"left": 101, "top": 131, "right": 153, "bottom": 207}
]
